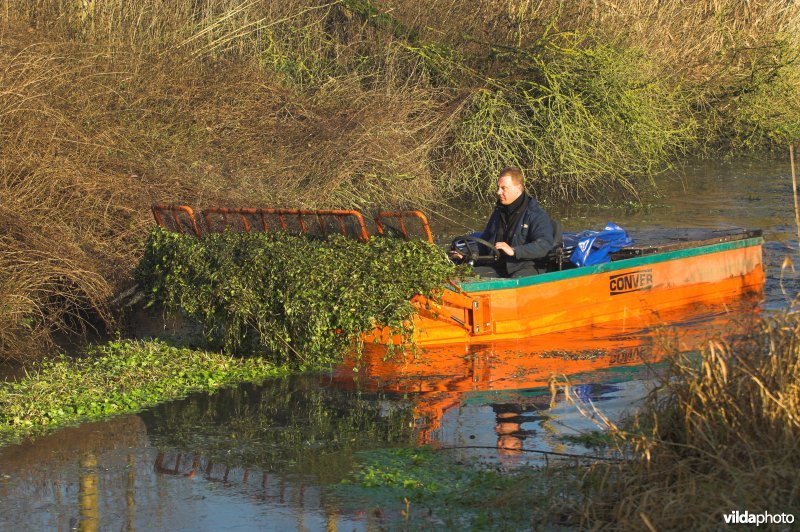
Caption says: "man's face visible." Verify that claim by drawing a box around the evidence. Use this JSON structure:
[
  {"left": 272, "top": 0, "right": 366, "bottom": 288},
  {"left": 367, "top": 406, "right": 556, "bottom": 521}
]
[{"left": 496, "top": 175, "right": 523, "bottom": 206}]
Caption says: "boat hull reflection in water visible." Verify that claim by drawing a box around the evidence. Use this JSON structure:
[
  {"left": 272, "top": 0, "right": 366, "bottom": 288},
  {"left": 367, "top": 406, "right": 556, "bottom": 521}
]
[{"left": 336, "top": 293, "right": 762, "bottom": 459}]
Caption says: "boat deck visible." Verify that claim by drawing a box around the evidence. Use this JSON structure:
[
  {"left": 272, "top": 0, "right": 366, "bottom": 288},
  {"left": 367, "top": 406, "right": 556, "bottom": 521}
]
[{"left": 610, "top": 227, "right": 762, "bottom": 258}]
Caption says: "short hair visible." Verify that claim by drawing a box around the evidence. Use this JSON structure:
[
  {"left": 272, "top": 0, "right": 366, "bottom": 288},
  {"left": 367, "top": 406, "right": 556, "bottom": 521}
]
[{"left": 498, "top": 167, "right": 524, "bottom": 186}]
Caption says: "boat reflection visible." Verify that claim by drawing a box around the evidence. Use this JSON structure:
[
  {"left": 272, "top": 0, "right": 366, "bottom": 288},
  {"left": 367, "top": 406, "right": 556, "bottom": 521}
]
[{"left": 334, "top": 295, "right": 761, "bottom": 457}]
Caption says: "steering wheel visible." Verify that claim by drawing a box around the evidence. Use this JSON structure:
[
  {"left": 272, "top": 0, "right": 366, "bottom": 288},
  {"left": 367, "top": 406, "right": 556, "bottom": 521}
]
[{"left": 449, "top": 235, "right": 500, "bottom": 264}]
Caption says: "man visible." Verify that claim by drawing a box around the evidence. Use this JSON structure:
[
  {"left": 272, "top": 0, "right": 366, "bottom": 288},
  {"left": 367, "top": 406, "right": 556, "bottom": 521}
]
[{"left": 453, "top": 167, "right": 560, "bottom": 278}]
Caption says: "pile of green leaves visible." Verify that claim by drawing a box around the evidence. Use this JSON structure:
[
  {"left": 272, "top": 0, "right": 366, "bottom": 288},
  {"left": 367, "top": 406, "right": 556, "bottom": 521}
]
[
  {"left": 135, "top": 228, "right": 457, "bottom": 363},
  {"left": 0, "top": 339, "right": 285, "bottom": 445}
]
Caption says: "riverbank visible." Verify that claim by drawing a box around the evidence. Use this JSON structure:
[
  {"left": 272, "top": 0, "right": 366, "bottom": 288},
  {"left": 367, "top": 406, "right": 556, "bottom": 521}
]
[{"left": 0, "top": 339, "right": 289, "bottom": 446}]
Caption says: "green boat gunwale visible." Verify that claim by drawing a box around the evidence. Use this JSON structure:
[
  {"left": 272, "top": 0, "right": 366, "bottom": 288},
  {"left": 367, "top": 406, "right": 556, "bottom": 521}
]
[{"left": 456, "top": 236, "right": 765, "bottom": 293}]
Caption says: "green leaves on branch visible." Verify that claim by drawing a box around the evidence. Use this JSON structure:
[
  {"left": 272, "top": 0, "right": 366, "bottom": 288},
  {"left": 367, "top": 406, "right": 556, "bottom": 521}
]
[{"left": 136, "top": 228, "right": 456, "bottom": 363}]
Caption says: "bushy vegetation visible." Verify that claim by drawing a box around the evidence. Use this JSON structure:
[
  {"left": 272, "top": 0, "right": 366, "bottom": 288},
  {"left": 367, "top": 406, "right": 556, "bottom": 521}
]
[
  {"left": 136, "top": 228, "right": 456, "bottom": 361},
  {"left": 1, "top": 0, "right": 799, "bottom": 359},
  {"left": 0, "top": 339, "right": 286, "bottom": 445},
  {"left": 582, "top": 310, "right": 800, "bottom": 529}
]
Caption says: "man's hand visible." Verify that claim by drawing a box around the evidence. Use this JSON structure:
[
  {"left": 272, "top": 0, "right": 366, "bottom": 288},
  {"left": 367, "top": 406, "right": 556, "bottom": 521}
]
[
  {"left": 448, "top": 250, "right": 464, "bottom": 261},
  {"left": 495, "top": 242, "right": 515, "bottom": 256}
]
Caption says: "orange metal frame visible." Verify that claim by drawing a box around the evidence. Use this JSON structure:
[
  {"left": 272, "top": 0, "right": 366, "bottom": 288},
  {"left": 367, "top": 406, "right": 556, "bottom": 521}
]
[
  {"left": 152, "top": 205, "right": 439, "bottom": 245},
  {"left": 201, "top": 207, "right": 369, "bottom": 241},
  {"left": 151, "top": 204, "right": 202, "bottom": 237},
  {"left": 375, "top": 211, "right": 434, "bottom": 243}
]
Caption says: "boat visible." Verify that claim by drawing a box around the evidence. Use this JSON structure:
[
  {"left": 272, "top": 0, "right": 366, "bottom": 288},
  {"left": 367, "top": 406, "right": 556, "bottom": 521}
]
[
  {"left": 151, "top": 205, "right": 765, "bottom": 348},
  {"left": 367, "top": 225, "right": 764, "bottom": 347}
]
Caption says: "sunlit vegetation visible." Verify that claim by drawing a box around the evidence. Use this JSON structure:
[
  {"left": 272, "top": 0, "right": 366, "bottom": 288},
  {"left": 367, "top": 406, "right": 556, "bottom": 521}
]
[
  {"left": 0, "top": 339, "right": 287, "bottom": 445},
  {"left": 136, "top": 228, "right": 456, "bottom": 360},
  {"left": 1, "top": 0, "right": 798, "bottom": 359},
  {"left": 582, "top": 310, "right": 800, "bottom": 529}
]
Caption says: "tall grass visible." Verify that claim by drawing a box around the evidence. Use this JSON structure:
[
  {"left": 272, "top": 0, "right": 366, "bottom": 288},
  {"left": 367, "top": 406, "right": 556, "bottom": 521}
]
[
  {"left": 1, "top": 0, "right": 799, "bottom": 358},
  {"left": 583, "top": 311, "right": 800, "bottom": 528}
]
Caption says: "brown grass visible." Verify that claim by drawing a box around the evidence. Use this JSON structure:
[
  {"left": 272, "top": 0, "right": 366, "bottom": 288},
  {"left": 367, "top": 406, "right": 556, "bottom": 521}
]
[
  {"left": 0, "top": 4, "right": 451, "bottom": 359},
  {"left": 583, "top": 311, "right": 800, "bottom": 529}
]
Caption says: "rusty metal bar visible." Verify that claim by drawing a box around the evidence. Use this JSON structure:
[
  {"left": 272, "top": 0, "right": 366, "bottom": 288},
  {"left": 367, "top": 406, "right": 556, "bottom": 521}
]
[
  {"left": 152, "top": 204, "right": 202, "bottom": 237},
  {"left": 316, "top": 212, "right": 327, "bottom": 235},
  {"left": 202, "top": 207, "right": 259, "bottom": 233},
  {"left": 375, "top": 211, "right": 434, "bottom": 243},
  {"left": 199, "top": 207, "right": 370, "bottom": 241}
]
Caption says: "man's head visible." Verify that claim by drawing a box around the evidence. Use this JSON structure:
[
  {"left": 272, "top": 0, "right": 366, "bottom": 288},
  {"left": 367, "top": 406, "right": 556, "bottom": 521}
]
[{"left": 496, "top": 167, "right": 525, "bottom": 206}]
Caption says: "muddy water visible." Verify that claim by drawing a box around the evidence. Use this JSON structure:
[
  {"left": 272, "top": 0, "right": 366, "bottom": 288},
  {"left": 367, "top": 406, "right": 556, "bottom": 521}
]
[{"left": 1, "top": 158, "right": 799, "bottom": 530}]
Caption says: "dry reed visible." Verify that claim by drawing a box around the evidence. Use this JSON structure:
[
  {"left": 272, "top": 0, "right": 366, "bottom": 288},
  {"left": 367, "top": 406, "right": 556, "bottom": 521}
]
[{"left": 583, "top": 312, "right": 800, "bottom": 529}]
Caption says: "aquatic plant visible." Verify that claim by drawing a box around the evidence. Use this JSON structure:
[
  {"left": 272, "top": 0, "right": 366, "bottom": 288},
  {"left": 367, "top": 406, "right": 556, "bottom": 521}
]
[
  {"left": 135, "top": 228, "right": 456, "bottom": 362},
  {"left": 337, "top": 447, "right": 582, "bottom": 529},
  {"left": 0, "top": 339, "right": 286, "bottom": 446}
]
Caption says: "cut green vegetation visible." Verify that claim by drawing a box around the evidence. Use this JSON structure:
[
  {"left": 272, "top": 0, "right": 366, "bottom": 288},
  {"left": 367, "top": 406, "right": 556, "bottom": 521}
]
[
  {"left": 0, "top": 339, "right": 287, "bottom": 446},
  {"left": 136, "top": 228, "right": 458, "bottom": 362}
]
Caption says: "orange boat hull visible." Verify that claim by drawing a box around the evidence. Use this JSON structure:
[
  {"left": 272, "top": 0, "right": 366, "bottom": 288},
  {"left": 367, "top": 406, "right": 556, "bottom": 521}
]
[
  {"left": 364, "top": 236, "right": 765, "bottom": 346},
  {"left": 340, "top": 293, "right": 761, "bottom": 443}
]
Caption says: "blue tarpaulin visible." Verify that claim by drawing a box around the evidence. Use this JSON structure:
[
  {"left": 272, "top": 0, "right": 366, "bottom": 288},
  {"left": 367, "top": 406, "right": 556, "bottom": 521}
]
[{"left": 564, "top": 222, "right": 634, "bottom": 267}]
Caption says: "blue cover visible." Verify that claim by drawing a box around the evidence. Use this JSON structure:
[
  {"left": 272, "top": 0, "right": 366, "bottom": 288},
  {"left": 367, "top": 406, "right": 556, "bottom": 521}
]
[{"left": 564, "top": 222, "right": 634, "bottom": 267}]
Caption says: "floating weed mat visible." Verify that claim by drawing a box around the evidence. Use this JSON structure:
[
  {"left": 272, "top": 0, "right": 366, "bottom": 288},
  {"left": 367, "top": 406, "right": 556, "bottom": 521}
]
[
  {"left": 334, "top": 447, "right": 582, "bottom": 529},
  {"left": 135, "top": 228, "right": 457, "bottom": 363},
  {"left": 0, "top": 339, "right": 285, "bottom": 446}
]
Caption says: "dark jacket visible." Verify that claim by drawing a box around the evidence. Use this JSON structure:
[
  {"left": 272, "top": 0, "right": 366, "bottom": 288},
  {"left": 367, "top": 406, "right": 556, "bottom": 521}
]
[{"left": 480, "top": 193, "right": 558, "bottom": 276}]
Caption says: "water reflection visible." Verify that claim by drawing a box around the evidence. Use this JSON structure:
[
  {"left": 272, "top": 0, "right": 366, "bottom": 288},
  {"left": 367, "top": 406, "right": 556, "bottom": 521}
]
[
  {"left": 0, "top": 383, "right": 415, "bottom": 530},
  {"left": 332, "top": 295, "right": 760, "bottom": 467}
]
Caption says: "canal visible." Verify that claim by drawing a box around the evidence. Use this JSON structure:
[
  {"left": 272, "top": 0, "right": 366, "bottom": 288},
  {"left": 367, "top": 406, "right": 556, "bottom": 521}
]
[{"left": 1, "top": 158, "right": 798, "bottom": 530}]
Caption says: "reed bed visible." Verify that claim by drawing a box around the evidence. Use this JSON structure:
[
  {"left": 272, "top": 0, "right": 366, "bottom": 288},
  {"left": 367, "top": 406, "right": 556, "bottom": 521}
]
[
  {"left": 583, "top": 310, "right": 800, "bottom": 529},
  {"left": 1, "top": 0, "right": 799, "bottom": 359}
]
